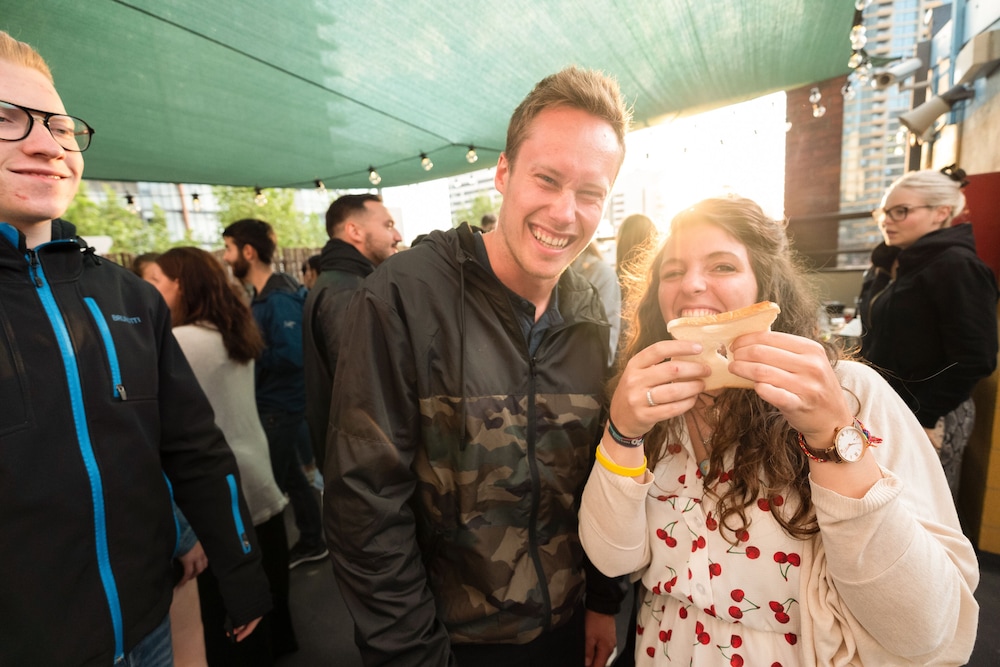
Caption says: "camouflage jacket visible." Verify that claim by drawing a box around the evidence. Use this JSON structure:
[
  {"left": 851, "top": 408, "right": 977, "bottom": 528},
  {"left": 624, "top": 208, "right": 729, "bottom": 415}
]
[{"left": 326, "top": 224, "right": 621, "bottom": 666}]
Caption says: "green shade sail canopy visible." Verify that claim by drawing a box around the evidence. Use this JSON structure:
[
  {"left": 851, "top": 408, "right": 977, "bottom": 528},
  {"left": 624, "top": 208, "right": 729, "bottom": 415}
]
[{"left": 3, "top": 1, "right": 854, "bottom": 189}]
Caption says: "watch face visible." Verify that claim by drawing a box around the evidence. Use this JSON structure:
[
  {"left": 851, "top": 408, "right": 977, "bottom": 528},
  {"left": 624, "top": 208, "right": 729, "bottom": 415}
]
[{"left": 835, "top": 426, "right": 867, "bottom": 463}]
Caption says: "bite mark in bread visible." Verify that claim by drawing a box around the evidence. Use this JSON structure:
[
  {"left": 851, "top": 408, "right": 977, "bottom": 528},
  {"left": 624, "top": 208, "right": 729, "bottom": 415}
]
[{"left": 666, "top": 301, "right": 781, "bottom": 390}]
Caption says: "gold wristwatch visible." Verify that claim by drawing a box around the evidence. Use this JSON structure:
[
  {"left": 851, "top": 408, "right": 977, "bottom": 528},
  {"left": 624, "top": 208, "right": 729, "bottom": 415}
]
[{"left": 798, "top": 419, "right": 870, "bottom": 463}]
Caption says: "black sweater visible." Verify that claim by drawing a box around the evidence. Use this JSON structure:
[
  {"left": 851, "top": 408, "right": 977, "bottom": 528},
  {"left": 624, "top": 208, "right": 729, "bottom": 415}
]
[{"left": 859, "top": 223, "right": 998, "bottom": 426}]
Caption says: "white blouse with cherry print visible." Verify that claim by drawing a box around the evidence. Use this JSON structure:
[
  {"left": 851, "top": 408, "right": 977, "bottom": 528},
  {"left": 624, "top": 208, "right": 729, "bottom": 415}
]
[{"left": 636, "top": 430, "right": 803, "bottom": 667}]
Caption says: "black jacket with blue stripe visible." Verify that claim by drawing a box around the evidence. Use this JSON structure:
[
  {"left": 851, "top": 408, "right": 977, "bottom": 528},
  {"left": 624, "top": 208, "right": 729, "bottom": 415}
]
[{"left": 0, "top": 219, "right": 272, "bottom": 666}]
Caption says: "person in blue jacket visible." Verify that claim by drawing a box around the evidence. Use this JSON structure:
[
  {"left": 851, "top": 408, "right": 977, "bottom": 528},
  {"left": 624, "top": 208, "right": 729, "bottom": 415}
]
[
  {"left": 0, "top": 30, "right": 271, "bottom": 666},
  {"left": 222, "top": 218, "right": 328, "bottom": 569}
]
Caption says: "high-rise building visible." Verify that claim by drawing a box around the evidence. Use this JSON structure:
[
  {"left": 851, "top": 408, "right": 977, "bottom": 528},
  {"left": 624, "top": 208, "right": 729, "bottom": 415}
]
[{"left": 838, "top": 0, "right": 945, "bottom": 266}]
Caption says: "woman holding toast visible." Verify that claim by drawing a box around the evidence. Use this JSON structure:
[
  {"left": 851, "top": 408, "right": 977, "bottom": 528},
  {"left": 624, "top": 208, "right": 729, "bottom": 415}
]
[{"left": 579, "top": 197, "right": 978, "bottom": 665}]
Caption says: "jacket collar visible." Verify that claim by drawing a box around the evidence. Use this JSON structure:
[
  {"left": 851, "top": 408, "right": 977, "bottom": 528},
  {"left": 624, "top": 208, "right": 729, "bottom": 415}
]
[{"left": 318, "top": 237, "right": 375, "bottom": 276}]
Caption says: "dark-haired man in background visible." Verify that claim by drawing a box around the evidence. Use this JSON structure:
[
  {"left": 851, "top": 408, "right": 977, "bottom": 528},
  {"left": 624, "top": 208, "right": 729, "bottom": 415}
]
[
  {"left": 303, "top": 194, "right": 400, "bottom": 470},
  {"left": 223, "top": 219, "right": 328, "bottom": 570}
]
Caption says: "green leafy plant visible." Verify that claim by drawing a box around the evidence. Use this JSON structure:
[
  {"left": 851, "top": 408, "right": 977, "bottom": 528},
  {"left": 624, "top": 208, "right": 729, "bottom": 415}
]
[
  {"left": 213, "top": 186, "right": 326, "bottom": 249},
  {"left": 64, "top": 184, "right": 174, "bottom": 254}
]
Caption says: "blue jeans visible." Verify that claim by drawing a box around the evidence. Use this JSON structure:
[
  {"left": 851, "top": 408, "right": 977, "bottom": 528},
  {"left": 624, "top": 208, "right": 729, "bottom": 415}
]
[
  {"left": 124, "top": 614, "right": 173, "bottom": 667},
  {"left": 259, "top": 409, "right": 323, "bottom": 546}
]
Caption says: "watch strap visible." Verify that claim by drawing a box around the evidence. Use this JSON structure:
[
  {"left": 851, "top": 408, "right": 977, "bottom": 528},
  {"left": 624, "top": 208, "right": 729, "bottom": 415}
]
[{"left": 797, "top": 418, "right": 880, "bottom": 463}]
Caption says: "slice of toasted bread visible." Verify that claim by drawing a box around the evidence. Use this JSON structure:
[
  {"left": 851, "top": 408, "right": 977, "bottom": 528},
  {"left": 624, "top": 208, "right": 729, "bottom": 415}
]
[{"left": 666, "top": 301, "right": 781, "bottom": 390}]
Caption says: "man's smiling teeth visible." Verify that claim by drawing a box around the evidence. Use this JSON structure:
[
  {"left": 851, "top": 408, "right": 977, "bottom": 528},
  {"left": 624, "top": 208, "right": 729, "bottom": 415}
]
[
  {"left": 533, "top": 229, "right": 568, "bottom": 249},
  {"left": 23, "top": 172, "right": 63, "bottom": 179},
  {"left": 681, "top": 308, "right": 717, "bottom": 317}
]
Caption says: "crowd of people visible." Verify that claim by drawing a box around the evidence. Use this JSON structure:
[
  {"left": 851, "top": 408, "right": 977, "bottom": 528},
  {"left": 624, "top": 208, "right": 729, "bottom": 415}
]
[{"left": 2, "top": 25, "right": 997, "bottom": 667}]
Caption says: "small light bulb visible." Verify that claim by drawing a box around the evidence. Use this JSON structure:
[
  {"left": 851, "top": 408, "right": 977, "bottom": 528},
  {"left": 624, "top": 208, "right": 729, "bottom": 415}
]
[
  {"left": 420, "top": 153, "right": 433, "bottom": 171},
  {"left": 812, "top": 104, "right": 827, "bottom": 118},
  {"left": 848, "top": 52, "right": 864, "bottom": 69},
  {"left": 254, "top": 187, "right": 267, "bottom": 206},
  {"left": 855, "top": 0, "right": 870, "bottom": 10},
  {"left": 466, "top": 146, "right": 478, "bottom": 164},
  {"left": 368, "top": 167, "right": 381, "bottom": 186},
  {"left": 784, "top": 120, "right": 793, "bottom": 133},
  {"left": 856, "top": 62, "right": 872, "bottom": 85},
  {"left": 192, "top": 193, "right": 202, "bottom": 212},
  {"left": 841, "top": 83, "right": 856, "bottom": 100},
  {"left": 850, "top": 25, "right": 867, "bottom": 51},
  {"left": 808, "top": 87, "right": 822, "bottom": 105},
  {"left": 125, "top": 194, "right": 140, "bottom": 215},
  {"left": 314, "top": 179, "right": 326, "bottom": 194}
]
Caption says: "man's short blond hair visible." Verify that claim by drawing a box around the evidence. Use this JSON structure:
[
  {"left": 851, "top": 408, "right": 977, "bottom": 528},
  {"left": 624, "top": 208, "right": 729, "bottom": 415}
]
[
  {"left": 505, "top": 66, "right": 631, "bottom": 168},
  {"left": 0, "top": 31, "right": 53, "bottom": 83}
]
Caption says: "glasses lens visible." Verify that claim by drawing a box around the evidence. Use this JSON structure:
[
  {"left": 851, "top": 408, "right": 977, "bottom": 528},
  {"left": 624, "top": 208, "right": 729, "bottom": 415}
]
[
  {"left": 48, "top": 114, "right": 92, "bottom": 152},
  {"left": 887, "top": 206, "right": 908, "bottom": 222},
  {"left": 0, "top": 102, "right": 31, "bottom": 141}
]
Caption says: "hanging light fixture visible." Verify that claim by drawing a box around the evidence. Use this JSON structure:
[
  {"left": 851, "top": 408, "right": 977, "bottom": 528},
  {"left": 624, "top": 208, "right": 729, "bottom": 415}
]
[
  {"left": 420, "top": 152, "right": 433, "bottom": 171},
  {"left": 809, "top": 87, "right": 826, "bottom": 118},
  {"left": 466, "top": 145, "right": 479, "bottom": 164},
  {"left": 849, "top": 24, "right": 867, "bottom": 51},
  {"left": 253, "top": 187, "right": 268, "bottom": 206},
  {"left": 368, "top": 166, "right": 382, "bottom": 186},
  {"left": 125, "top": 193, "right": 140, "bottom": 215},
  {"left": 314, "top": 179, "right": 326, "bottom": 194},
  {"left": 191, "top": 193, "right": 202, "bottom": 212}
]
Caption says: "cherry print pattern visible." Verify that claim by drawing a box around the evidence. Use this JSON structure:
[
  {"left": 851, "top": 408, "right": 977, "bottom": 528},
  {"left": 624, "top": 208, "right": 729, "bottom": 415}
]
[
  {"left": 768, "top": 598, "right": 797, "bottom": 624},
  {"left": 728, "top": 589, "right": 760, "bottom": 620},
  {"left": 635, "top": 434, "right": 801, "bottom": 665},
  {"left": 773, "top": 551, "right": 801, "bottom": 580}
]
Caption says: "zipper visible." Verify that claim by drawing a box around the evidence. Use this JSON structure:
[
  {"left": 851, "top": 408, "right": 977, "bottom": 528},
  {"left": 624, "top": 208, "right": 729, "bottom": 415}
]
[
  {"left": 83, "top": 297, "right": 126, "bottom": 399},
  {"left": 29, "top": 247, "right": 126, "bottom": 663},
  {"left": 525, "top": 355, "right": 553, "bottom": 630},
  {"left": 163, "top": 475, "right": 181, "bottom": 557},
  {"left": 226, "top": 474, "right": 252, "bottom": 554}
]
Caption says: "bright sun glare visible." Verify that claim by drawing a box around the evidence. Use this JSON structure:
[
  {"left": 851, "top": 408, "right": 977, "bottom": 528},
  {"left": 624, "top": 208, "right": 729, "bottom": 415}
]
[{"left": 383, "top": 91, "right": 788, "bottom": 244}]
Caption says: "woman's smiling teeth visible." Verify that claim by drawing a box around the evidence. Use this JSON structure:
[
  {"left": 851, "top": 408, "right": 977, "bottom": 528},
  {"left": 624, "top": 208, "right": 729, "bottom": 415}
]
[
  {"left": 680, "top": 308, "right": 718, "bottom": 317},
  {"left": 532, "top": 228, "right": 569, "bottom": 249}
]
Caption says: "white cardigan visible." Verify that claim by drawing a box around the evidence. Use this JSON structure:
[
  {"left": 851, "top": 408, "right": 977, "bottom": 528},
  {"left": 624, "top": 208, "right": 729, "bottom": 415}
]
[
  {"left": 580, "top": 360, "right": 979, "bottom": 666},
  {"left": 174, "top": 323, "right": 287, "bottom": 526}
]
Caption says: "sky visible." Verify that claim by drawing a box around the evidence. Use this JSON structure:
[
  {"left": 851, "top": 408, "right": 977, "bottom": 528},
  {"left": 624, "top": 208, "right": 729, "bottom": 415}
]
[{"left": 382, "top": 91, "right": 788, "bottom": 245}]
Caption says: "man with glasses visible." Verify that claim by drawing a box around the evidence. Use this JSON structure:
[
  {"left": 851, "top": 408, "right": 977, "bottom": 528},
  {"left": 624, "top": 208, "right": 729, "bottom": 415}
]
[{"left": 0, "top": 31, "right": 272, "bottom": 666}]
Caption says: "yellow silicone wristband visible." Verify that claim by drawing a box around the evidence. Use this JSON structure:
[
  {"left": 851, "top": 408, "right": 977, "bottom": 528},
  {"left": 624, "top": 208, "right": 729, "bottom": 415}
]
[{"left": 596, "top": 445, "right": 648, "bottom": 477}]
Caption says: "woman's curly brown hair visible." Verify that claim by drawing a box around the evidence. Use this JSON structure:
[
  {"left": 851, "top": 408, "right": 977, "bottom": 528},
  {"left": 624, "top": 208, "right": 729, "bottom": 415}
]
[{"left": 613, "top": 196, "right": 842, "bottom": 543}]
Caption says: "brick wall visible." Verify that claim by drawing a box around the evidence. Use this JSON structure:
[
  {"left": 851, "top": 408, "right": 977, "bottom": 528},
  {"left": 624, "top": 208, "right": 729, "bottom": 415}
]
[{"left": 784, "top": 75, "right": 847, "bottom": 268}]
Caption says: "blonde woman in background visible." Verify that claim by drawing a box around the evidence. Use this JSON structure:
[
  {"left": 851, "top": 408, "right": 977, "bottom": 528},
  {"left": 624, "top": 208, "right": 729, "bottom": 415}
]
[{"left": 859, "top": 167, "right": 998, "bottom": 498}]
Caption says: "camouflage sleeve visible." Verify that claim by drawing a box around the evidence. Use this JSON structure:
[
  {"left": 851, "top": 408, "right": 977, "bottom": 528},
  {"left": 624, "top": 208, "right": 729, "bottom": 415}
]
[{"left": 324, "top": 288, "right": 455, "bottom": 667}]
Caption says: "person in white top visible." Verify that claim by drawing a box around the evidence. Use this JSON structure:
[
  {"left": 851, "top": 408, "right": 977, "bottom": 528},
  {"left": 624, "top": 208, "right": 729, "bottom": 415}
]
[
  {"left": 147, "top": 247, "right": 296, "bottom": 664},
  {"left": 579, "top": 196, "right": 979, "bottom": 666}
]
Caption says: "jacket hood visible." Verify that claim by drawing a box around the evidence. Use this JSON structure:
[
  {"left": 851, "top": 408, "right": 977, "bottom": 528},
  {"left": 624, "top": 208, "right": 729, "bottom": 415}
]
[
  {"left": 418, "top": 222, "right": 608, "bottom": 325},
  {"left": 0, "top": 218, "right": 82, "bottom": 254},
  {"left": 318, "top": 238, "right": 374, "bottom": 276},
  {"left": 52, "top": 217, "right": 78, "bottom": 241},
  {"left": 256, "top": 271, "right": 304, "bottom": 301},
  {"left": 871, "top": 222, "right": 979, "bottom": 270}
]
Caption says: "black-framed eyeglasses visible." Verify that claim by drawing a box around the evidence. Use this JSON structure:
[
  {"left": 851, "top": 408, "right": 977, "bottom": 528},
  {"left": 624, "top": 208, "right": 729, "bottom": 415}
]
[
  {"left": 872, "top": 204, "right": 934, "bottom": 223},
  {"left": 0, "top": 99, "right": 94, "bottom": 152}
]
